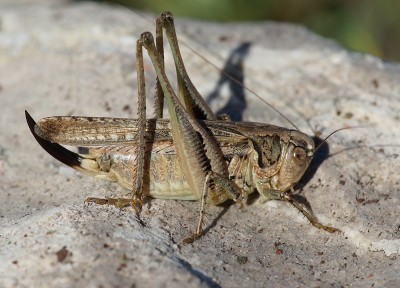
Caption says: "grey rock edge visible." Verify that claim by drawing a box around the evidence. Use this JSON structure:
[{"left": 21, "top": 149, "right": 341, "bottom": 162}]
[{"left": 1, "top": 2, "right": 399, "bottom": 287}]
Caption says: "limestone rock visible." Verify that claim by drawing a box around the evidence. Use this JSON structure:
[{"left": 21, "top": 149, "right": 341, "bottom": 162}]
[{"left": 1, "top": 2, "right": 399, "bottom": 287}]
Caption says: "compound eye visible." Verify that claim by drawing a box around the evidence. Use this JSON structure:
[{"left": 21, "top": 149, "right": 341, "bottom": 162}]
[{"left": 293, "top": 147, "right": 307, "bottom": 165}]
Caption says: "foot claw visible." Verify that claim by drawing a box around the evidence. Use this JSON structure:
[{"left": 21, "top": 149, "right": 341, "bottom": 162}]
[
  {"left": 182, "top": 232, "right": 203, "bottom": 244},
  {"left": 84, "top": 197, "right": 109, "bottom": 205}
]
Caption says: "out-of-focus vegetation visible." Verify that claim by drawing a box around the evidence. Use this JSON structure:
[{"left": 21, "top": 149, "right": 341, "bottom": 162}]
[{"left": 91, "top": 0, "right": 400, "bottom": 62}]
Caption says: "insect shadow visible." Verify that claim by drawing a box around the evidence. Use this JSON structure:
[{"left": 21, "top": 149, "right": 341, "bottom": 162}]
[{"left": 207, "top": 42, "right": 251, "bottom": 121}]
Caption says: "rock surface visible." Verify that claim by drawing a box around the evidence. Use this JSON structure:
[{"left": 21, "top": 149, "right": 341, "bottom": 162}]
[{"left": 1, "top": 2, "right": 399, "bottom": 287}]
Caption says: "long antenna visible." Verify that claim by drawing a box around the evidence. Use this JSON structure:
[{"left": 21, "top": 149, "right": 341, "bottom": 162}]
[{"left": 315, "top": 126, "right": 368, "bottom": 154}]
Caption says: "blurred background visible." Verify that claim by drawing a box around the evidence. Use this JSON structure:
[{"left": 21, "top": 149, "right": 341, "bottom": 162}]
[{"left": 86, "top": 0, "right": 400, "bottom": 63}]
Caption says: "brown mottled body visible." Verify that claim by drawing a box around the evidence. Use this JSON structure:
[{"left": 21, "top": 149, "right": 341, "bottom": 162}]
[{"left": 33, "top": 116, "right": 307, "bottom": 205}]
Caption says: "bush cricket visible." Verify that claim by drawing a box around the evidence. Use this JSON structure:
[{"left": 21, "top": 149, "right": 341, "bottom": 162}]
[{"left": 26, "top": 11, "right": 339, "bottom": 243}]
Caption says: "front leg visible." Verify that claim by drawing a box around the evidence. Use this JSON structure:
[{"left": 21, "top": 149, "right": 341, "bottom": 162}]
[{"left": 259, "top": 186, "right": 340, "bottom": 233}]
